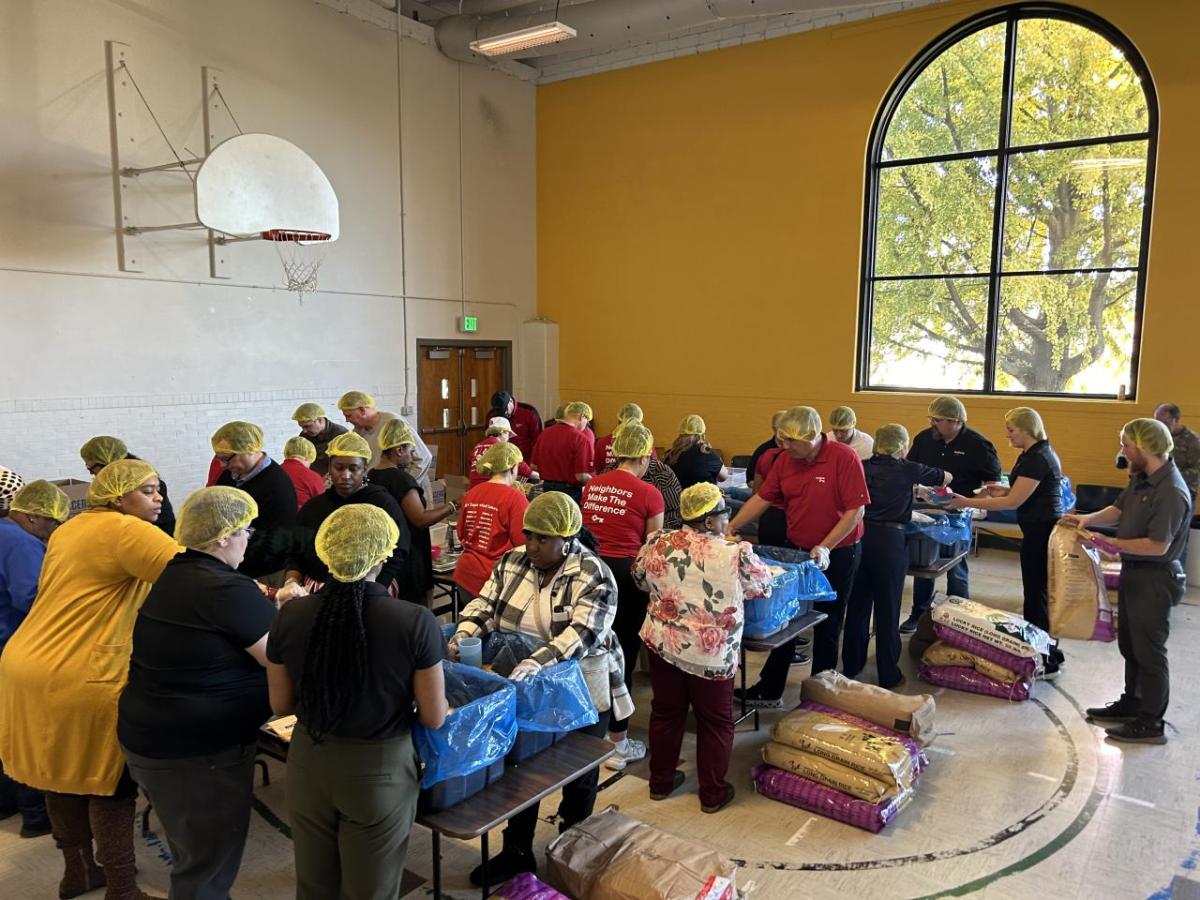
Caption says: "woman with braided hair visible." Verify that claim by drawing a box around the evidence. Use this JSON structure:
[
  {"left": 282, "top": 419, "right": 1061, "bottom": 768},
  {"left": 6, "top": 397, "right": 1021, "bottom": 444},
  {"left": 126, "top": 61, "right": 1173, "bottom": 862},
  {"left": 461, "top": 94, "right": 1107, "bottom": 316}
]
[{"left": 267, "top": 505, "right": 447, "bottom": 900}]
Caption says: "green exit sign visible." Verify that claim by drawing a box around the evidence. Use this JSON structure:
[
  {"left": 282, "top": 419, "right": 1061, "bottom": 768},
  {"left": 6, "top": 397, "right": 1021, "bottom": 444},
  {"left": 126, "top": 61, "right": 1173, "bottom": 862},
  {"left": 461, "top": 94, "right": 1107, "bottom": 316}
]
[{"left": 459, "top": 315, "right": 478, "bottom": 333}]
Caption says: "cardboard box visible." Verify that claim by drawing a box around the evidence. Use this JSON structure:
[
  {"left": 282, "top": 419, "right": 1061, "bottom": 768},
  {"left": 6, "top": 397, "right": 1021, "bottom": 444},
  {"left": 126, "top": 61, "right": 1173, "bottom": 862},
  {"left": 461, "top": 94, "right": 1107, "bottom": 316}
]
[
  {"left": 429, "top": 479, "right": 447, "bottom": 508},
  {"left": 52, "top": 478, "right": 91, "bottom": 518},
  {"left": 425, "top": 444, "right": 439, "bottom": 480},
  {"left": 445, "top": 475, "right": 469, "bottom": 504}
]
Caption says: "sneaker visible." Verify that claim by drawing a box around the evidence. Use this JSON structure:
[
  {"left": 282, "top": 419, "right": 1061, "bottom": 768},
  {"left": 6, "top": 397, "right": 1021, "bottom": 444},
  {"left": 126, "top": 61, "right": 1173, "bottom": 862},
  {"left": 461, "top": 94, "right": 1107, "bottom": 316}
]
[
  {"left": 790, "top": 647, "right": 811, "bottom": 666},
  {"left": 701, "top": 782, "right": 736, "bottom": 814},
  {"left": 1085, "top": 700, "right": 1138, "bottom": 723},
  {"left": 469, "top": 848, "right": 536, "bottom": 888},
  {"left": 732, "top": 684, "right": 783, "bottom": 710},
  {"left": 604, "top": 738, "right": 647, "bottom": 771},
  {"left": 1041, "top": 658, "right": 1063, "bottom": 682},
  {"left": 899, "top": 613, "right": 922, "bottom": 635},
  {"left": 650, "top": 770, "right": 686, "bottom": 801},
  {"left": 1105, "top": 719, "right": 1166, "bottom": 745},
  {"left": 19, "top": 820, "right": 52, "bottom": 839}
]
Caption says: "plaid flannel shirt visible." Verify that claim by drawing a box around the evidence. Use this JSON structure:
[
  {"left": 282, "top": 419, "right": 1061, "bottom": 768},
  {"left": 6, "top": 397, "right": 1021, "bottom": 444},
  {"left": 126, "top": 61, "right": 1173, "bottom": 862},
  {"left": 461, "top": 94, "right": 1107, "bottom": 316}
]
[{"left": 457, "top": 542, "right": 634, "bottom": 721}]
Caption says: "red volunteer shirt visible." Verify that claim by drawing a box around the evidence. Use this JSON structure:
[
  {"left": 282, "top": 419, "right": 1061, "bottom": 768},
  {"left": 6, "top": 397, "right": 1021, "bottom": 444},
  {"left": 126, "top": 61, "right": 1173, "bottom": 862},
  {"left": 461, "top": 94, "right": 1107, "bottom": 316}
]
[
  {"left": 509, "top": 402, "right": 542, "bottom": 460},
  {"left": 467, "top": 437, "right": 534, "bottom": 488},
  {"left": 532, "top": 423, "right": 593, "bottom": 484},
  {"left": 758, "top": 436, "right": 869, "bottom": 550},
  {"left": 281, "top": 458, "right": 327, "bottom": 511},
  {"left": 581, "top": 469, "right": 665, "bottom": 558},
  {"left": 453, "top": 482, "right": 530, "bottom": 595}
]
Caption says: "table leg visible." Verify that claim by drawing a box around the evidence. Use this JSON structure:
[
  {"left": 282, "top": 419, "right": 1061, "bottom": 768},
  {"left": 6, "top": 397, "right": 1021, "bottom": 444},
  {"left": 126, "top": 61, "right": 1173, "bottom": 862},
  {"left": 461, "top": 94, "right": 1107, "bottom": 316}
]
[
  {"left": 432, "top": 830, "right": 442, "bottom": 900},
  {"left": 479, "top": 831, "right": 490, "bottom": 899}
]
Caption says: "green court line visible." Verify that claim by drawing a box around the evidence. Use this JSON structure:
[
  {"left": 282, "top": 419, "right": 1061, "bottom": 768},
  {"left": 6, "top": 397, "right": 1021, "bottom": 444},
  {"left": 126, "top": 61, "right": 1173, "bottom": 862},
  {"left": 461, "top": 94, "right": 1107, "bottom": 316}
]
[{"left": 251, "top": 795, "right": 293, "bottom": 840}]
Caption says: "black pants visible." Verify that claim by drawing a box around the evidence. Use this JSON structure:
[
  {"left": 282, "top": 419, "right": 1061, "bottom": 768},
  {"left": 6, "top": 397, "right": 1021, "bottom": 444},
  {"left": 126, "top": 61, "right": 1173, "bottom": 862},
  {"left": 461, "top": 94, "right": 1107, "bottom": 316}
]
[
  {"left": 911, "top": 555, "right": 969, "bottom": 616},
  {"left": 1018, "top": 519, "right": 1056, "bottom": 632},
  {"left": 504, "top": 711, "right": 610, "bottom": 853},
  {"left": 1117, "top": 565, "right": 1181, "bottom": 723},
  {"left": 843, "top": 525, "right": 906, "bottom": 688},
  {"left": 758, "top": 542, "right": 861, "bottom": 695},
  {"left": 758, "top": 507, "right": 789, "bottom": 549},
  {"left": 603, "top": 556, "right": 649, "bottom": 734},
  {"left": 542, "top": 481, "right": 582, "bottom": 504},
  {"left": 0, "top": 759, "right": 47, "bottom": 829}
]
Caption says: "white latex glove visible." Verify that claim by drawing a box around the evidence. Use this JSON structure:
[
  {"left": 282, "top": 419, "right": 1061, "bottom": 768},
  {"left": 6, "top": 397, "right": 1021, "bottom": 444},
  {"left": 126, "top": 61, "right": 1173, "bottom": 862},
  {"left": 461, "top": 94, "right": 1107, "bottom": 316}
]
[
  {"left": 509, "top": 658, "right": 542, "bottom": 682},
  {"left": 810, "top": 545, "right": 831, "bottom": 571},
  {"left": 276, "top": 581, "right": 310, "bottom": 606}
]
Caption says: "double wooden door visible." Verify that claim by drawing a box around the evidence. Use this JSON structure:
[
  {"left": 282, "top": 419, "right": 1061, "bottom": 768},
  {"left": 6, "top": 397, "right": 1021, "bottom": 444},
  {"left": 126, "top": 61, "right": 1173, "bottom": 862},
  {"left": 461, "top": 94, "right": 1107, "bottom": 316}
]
[{"left": 417, "top": 343, "right": 510, "bottom": 478}]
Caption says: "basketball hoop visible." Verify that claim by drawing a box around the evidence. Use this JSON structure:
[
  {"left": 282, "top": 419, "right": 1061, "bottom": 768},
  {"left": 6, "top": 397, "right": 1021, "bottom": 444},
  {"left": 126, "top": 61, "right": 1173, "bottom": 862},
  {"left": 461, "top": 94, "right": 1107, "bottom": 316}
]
[{"left": 264, "top": 229, "right": 331, "bottom": 300}]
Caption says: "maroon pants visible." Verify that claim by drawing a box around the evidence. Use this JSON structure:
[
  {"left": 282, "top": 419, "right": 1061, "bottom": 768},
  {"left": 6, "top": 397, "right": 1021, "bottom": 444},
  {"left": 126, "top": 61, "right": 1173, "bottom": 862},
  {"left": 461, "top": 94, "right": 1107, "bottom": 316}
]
[{"left": 647, "top": 650, "right": 734, "bottom": 808}]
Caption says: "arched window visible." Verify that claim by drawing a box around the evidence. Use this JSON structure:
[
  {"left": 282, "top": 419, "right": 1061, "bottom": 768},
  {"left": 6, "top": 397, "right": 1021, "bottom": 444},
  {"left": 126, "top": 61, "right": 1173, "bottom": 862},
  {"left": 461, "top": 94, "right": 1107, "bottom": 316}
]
[{"left": 858, "top": 5, "right": 1156, "bottom": 397}]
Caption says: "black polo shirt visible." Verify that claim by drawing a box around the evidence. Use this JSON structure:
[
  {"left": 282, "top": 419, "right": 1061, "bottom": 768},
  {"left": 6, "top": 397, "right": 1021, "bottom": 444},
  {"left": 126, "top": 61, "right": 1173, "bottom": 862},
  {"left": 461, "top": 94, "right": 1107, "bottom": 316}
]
[
  {"left": 908, "top": 425, "right": 1001, "bottom": 498},
  {"left": 669, "top": 445, "right": 724, "bottom": 490},
  {"left": 1115, "top": 459, "right": 1192, "bottom": 562},
  {"left": 862, "top": 455, "right": 945, "bottom": 525},
  {"left": 1010, "top": 440, "right": 1065, "bottom": 524},
  {"left": 747, "top": 436, "right": 777, "bottom": 486},
  {"left": 369, "top": 466, "right": 433, "bottom": 600}
]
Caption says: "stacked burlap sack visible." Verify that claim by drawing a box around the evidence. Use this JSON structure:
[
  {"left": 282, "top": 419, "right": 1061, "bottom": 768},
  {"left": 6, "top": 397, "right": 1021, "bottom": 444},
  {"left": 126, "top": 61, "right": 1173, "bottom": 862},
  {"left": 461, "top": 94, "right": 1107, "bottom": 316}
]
[
  {"left": 918, "top": 596, "right": 1052, "bottom": 700},
  {"left": 1047, "top": 524, "right": 1116, "bottom": 642},
  {"left": 752, "top": 674, "right": 934, "bottom": 832}
]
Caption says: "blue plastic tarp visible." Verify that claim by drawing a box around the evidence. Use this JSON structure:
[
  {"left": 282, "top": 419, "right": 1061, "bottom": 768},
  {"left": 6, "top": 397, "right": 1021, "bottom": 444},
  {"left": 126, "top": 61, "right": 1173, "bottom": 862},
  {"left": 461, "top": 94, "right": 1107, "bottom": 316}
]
[{"left": 413, "top": 662, "right": 516, "bottom": 788}]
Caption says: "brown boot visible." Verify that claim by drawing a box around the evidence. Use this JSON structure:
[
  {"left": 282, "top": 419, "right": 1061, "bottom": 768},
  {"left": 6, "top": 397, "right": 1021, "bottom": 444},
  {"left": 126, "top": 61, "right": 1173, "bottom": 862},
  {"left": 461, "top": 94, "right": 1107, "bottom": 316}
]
[
  {"left": 45, "top": 792, "right": 106, "bottom": 899},
  {"left": 88, "top": 794, "right": 165, "bottom": 900}
]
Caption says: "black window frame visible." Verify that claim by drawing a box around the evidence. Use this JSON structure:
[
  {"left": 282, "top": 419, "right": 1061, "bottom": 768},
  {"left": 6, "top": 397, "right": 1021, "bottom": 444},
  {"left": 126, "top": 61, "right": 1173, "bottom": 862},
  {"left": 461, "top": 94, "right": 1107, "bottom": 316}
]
[{"left": 857, "top": 2, "right": 1158, "bottom": 399}]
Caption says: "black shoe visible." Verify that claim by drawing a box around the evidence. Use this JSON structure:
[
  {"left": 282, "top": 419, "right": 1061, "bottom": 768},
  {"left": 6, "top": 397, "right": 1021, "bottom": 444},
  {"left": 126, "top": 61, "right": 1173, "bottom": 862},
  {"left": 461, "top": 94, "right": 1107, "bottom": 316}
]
[
  {"left": 1041, "top": 658, "right": 1063, "bottom": 682},
  {"left": 469, "top": 848, "right": 536, "bottom": 888},
  {"left": 701, "top": 782, "right": 736, "bottom": 814},
  {"left": 1105, "top": 719, "right": 1166, "bottom": 745},
  {"left": 650, "top": 770, "right": 686, "bottom": 801},
  {"left": 899, "top": 614, "right": 922, "bottom": 635},
  {"left": 1085, "top": 700, "right": 1138, "bottom": 723},
  {"left": 19, "top": 820, "right": 52, "bottom": 839},
  {"left": 790, "top": 647, "right": 811, "bottom": 666},
  {"left": 733, "top": 684, "right": 783, "bottom": 710}
]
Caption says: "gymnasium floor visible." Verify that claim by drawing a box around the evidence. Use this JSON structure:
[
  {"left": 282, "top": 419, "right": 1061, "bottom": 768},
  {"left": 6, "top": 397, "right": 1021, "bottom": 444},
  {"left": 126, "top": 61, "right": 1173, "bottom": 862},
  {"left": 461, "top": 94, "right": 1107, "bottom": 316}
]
[{"left": 2, "top": 547, "right": 1196, "bottom": 899}]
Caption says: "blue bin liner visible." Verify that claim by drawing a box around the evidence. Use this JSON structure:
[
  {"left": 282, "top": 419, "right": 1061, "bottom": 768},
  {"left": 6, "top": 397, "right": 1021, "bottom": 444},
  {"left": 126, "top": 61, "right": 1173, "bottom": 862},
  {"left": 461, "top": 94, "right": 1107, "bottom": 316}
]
[
  {"left": 413, "top": 662, "right": 516, "bottom": 789},
  {"left": 906, "top": 511, "right": 972, "bottom": 546},
  {"left": 745, "top": 550, "right": 836, "bottom": 639}
]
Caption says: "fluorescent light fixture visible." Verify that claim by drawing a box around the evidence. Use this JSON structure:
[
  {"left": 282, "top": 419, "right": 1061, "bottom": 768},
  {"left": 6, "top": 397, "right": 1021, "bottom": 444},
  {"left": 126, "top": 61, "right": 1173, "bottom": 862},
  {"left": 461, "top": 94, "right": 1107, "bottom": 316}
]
[{"left": 470, "top": 21, "right": 577, "bottom": 57}]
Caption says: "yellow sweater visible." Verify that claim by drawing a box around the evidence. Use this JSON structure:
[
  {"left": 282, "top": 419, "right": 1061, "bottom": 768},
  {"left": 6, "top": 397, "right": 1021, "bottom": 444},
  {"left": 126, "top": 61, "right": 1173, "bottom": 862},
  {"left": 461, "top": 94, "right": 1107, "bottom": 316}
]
[{"left": 0, "top": 509, "right": 180, "bottom": 795}]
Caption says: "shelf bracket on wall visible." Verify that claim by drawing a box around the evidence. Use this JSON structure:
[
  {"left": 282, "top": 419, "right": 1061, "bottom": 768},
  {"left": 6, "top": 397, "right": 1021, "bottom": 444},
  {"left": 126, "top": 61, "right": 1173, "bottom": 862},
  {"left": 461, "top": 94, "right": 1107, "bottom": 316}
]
[{"left": 104, "top": 40, "right": 140, "bottom": 272}]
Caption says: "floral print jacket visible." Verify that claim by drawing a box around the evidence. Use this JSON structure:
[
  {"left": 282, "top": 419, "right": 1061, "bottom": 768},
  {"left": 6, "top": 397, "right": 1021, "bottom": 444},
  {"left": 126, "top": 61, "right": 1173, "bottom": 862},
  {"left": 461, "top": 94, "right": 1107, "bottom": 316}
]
[{"left": 633, "top": 527, "right": 773, "bottom": 680}]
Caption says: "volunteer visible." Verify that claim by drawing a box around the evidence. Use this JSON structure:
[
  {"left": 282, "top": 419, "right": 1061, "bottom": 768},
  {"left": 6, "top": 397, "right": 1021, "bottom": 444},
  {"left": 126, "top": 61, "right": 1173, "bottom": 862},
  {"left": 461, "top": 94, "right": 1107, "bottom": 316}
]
[
  {"left": 80, "top": 435, "right": 177, "bottom": 536},
  {"left": 268, "top": 505, "right": 447, "bottom": 900},
  {"left": 371, "top": 419, "right": 457, "bottom": 605},
  {"left": 843, "top": 425, "right": 950, "bottom": 689},
  {"left": 291, "top": 402, "right": 347, "bottom": 477},
  {"left": 644, "top": 456, "right": 684, "bottom": 531},
  {"left": 531, "top": 401, "right": 595, "bottom": 502},
  {"left": 747, "top": 411, "right": 788, "bottom": 487},
  {"left": 211, "top": 421, "right": 299, "bottom": 578},
  {"left": 285, "top": 432, "right": 410, "bottom": 594},
  {"left": 1153, "top": 402, "right": 1200, "bottom": 500},
  {"left": 0, "top": 460, "right": 181, "bottom": 900},
  {"left": 449, "top": 492, "right": 629, "bottom": 886},
  {"left": 338, "top": 390, "right": 432, "bottom": 491},
  {"left": 452, "top": 442, "right": 530, "bottom": 603},
  {"left": 947, "top": 407, "right": 1067, "bottom": 675},
  {"left": 580, "top": 423, "right": 664, "bottom": 771},
  {"left": 664, "top": 415, "right": 729, "bottom": 489},
  {"left": 635, "top": 483, "right": 773, "bottom": 813},
  {"left": 828, "top": 406, "right": 875, "bottom": 460},
  {"left": 467, "top": 417, "right": 536, "bottom": 488},
  {"left": 0, "top": 465, "right": 25, "bottom": 516},
  {"left": 901, "top": 396, "right": 1001, "bottom": 633},
  {"left": 118, "top": 487, "right": 276, "bottom": 900},
  {"left": 489, "top": 391, "right": 543, "bottom": 461},
  {"left": 594, "top": 403, "right": 645, "bottom": 473},
  {"left": 1063, "top": 419, "right": 1191, "bottom": 745},
  {"left": 0, "top": 481, "right": 69, "bottom": 839},
  {"left": 281, "top": 436, "right": 327, "bottom": 509},
  {"left": 726, "top": 406, "right": 869, "bottom": 707}
]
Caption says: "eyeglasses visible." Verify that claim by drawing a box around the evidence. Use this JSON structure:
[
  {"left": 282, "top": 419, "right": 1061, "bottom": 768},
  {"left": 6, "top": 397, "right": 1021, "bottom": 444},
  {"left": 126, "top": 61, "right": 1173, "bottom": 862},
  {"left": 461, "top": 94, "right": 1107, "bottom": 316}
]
[{"left": 216, "top": 454, "right": 235, "bottom": 464}]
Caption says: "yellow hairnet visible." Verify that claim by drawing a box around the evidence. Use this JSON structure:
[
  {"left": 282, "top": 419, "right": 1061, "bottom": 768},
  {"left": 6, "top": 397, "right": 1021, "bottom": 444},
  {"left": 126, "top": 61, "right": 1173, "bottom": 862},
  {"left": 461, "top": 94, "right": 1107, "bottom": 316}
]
[
  {"left": 80, "top": 436, "right": 128, "bottom": 468},
  {"left": 0, "top": 466, "right": 25, "bottom": 511},
  {"left": 617, "top": 403, "right": 644, "bottom": 424},
  {"left": 316, "top": 504, "right": 399, "bottom": 583},
  {"left": 612, "top": 423, "right": 654, "bottom": 459},
  {"left": 553, "top": 404, "right": 567, "bottom": 420},
  {"left": 770, "top": 409, "right": 789, "bottom": 429},
  {"left": 928, "top": 395, "right": 967, "bottom": 422},
  {"left": 10, "top": 480, "right": 70, "bottom": 523},
  {"left": 337, "top": 390, "right": 376, "bottom": 411},
  {"left": 379, "top": 418, "right": 416, "bottom": 451},
  {"left": 283, "top": 436, "right": 317, "bottom": 463},
  {"left": 1005, "top": 407, "right": 1047, "bottom": 441},
  {"left": 875, "top": 424, "right": 909, "bottom": 456},
  {"left": 87, "top": 459, "right": 157, "bottom": 508},
  {"left": 523, "top": 491, "right": 582, "bottom": 538},
  {"left": 829, "top": 406, "right": 857, "bottom": 430},
  {"left": 211, "top": 422, "right": 265, "bottom": 455},
  {"left": 1123, "top": 418, "right": 1173, "bottom": 455},
  {"left": 477, "top": 441, "right": 523, "bottom": 475},
  {"left": 326, "top": 432, "right": 372, "bottom": 460},
  {"left": 292, "top": 402, "right": 326, "bottom": 422},
  {"left": 776, "top": 406, "right": 822, "bottom": 441},
  {"left": 564, "top": 401, "right": 593, "bottom": 420},
  {"left": 679, "top": 414, "right": 707, "bottom": 436},
  {"left": 680, "top": 483, "right": 723, "bottom": 522},
  {"left": 175, "top": 486, "right": 258, "bottom": 548}
]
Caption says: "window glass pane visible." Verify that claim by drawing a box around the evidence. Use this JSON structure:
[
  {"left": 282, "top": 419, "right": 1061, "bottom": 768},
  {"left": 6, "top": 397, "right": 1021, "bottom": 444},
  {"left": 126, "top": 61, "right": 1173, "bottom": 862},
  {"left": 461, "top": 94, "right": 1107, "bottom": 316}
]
[
  {"left": 995, "top": 271, "right": 1136, "bottom": 394},
  {"left": 874, "top": 157, "right": 997, "bottom": 276},
  {"left": 1004, "top": 140, "right": 1147, "bottom": 272},
  {"left": 1011, "top": 18, "right": 1149, "bottom": 146},
  {"left": 883, "top": 22, "right": 1007, "bottom": 161},
  {"left": 867, "top": 278, "right": 988, "bottom": 390}
]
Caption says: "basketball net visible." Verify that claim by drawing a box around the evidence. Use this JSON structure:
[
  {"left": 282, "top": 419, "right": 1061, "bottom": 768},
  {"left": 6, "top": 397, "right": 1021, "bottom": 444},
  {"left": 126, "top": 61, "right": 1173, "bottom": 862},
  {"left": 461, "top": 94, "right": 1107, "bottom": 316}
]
[{"left": 264, "top": 230, "right": 330, "bottom": 303}]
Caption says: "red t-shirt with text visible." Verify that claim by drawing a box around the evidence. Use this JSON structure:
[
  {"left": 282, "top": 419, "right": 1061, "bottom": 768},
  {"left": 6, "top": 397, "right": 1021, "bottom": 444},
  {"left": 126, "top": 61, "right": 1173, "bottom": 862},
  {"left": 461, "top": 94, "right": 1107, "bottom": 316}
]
[
  {"left": 453, "top": 482, "right": 530, "bottom": 594},
  {"left": 467, "top": 437, "right": 533, "bottom": 488},
  {"left": 758, "top": 437, "right": 869, "bottom": 550},
  {"left": 581, "top": 469, "right": 665, "bottom": 558}
]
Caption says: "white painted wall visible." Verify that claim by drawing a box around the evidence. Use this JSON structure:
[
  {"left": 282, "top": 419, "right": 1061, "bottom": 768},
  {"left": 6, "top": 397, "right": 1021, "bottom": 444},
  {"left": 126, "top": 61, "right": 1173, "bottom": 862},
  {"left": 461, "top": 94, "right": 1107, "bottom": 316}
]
[{"left": 0, "top": 0, "right": 541, "bottom": 501}]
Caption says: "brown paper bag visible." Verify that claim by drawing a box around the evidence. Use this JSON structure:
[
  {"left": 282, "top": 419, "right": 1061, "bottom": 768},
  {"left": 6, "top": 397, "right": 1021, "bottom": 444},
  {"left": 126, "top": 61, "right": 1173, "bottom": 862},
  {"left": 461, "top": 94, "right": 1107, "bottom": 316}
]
[
  {"left": 1048, "top": 524, "right": 1116, "bottom": 641},
  {"left": 801, "top": 671, "right": 936, "bottom": 745},
  {"left": 762, "top": 741, "right": 897, "bottom": 802},
  {"left": 772, "top": 708, "right": 916, "bottom": 790}
]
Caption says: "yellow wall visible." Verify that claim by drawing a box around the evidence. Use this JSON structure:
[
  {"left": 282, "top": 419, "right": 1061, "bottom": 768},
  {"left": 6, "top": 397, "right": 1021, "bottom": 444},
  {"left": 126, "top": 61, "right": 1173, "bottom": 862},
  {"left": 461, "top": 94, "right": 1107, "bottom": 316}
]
[{"left": 537, "top": 0, "right": 1200, "bottom": 487}]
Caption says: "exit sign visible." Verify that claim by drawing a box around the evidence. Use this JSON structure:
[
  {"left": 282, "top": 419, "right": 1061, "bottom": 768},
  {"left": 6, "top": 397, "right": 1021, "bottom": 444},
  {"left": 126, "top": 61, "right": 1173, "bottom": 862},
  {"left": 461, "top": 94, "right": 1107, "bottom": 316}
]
[{"left": 459, "top": 315, "right": 478, "bottom": 333}]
